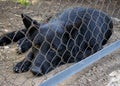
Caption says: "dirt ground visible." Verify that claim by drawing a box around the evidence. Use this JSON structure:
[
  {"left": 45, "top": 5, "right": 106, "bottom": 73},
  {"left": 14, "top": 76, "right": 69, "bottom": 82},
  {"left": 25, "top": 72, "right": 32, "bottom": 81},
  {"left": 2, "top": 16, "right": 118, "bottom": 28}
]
[{"left": 0, "top": 0, "right": 120, "bottom": 86}]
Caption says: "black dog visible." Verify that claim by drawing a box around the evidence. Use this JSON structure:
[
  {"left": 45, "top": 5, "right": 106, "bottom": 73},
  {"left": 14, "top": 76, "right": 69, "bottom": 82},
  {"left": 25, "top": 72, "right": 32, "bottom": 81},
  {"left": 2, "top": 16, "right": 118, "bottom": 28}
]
[{"left": 0, "top": 7, "right": 113, "bottom": 76}]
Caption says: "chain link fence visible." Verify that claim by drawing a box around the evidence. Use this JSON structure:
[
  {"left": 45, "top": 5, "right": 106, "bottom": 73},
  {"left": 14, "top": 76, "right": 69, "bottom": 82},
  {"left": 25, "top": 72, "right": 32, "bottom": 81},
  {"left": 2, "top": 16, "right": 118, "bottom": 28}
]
[{"left": 0, "top": 0, "right": 120, "bottom": 86}]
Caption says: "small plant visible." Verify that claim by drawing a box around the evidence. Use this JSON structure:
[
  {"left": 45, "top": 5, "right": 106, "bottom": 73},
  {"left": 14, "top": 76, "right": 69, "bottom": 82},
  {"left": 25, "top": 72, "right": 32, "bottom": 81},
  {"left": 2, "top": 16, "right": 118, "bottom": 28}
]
[{"left": 17, "top": 0, "right": 30, "bottom": 6}]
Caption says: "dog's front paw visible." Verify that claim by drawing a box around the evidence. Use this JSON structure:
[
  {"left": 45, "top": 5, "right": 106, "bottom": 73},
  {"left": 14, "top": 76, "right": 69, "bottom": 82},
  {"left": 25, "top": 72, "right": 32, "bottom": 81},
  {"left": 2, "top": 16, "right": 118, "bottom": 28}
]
[
  {"left": 16, "top": 38, "right": 32, "bottom": 54},
  {"left": 13, "top": 61, "right": 31, "bottom": 73}
]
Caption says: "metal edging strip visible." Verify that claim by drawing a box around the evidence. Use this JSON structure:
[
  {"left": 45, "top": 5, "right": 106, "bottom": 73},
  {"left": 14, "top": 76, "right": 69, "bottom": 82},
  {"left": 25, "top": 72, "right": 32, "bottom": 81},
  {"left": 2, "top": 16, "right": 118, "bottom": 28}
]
[{"left": 39, "top": 40, "right": 120, "bottom": 86}]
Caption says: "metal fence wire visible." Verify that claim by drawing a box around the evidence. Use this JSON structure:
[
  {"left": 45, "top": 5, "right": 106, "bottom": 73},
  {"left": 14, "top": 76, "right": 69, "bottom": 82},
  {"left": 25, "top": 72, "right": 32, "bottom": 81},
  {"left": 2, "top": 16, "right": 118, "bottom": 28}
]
[{"left": 0, "top": 0, "right": 120, "bottom": 86}]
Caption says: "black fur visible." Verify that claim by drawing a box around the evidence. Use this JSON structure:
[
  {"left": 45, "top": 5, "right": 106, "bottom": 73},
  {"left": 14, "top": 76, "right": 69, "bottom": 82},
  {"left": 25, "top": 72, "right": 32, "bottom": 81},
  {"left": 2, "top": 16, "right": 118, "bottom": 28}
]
[
  {"left": 0, "top": 7, "right": 113, "bottom": 76},
  {"left": 0, "top": 29, "right": 26, "bottom": 46},
  {"left": 0, "top": 15, "right": 51, "bottom": 53}
]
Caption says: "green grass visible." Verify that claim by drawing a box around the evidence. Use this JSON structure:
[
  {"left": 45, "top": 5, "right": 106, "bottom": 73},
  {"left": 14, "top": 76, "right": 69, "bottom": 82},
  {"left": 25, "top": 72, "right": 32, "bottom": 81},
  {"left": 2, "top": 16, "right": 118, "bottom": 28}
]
[{"left": 17, "top": 0, "right": 30, "bottom": 6}]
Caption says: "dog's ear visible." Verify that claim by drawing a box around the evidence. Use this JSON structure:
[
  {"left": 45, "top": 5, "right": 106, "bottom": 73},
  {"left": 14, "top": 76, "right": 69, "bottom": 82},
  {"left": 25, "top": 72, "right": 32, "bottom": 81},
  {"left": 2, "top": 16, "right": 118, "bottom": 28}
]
[{"left": 21, "top": 14, "right": 39, "bottom": 29}]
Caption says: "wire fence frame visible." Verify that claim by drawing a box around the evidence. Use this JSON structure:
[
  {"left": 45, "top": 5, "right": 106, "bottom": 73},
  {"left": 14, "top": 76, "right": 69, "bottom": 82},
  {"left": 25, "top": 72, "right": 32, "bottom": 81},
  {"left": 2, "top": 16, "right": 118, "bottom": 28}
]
[
  {"left": 39, "top": 40, "right": 120, "bottom": 86},
  {"left": 0, "top": 0, "right": 120, "bottom": 86}
]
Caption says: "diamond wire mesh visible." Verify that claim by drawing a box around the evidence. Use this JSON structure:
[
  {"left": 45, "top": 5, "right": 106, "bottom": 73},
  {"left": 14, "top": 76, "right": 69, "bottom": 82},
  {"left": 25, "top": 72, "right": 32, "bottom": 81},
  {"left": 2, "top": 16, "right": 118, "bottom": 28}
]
[{"left": 0, "top": 0, "right": 120, "bottom": 86}]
